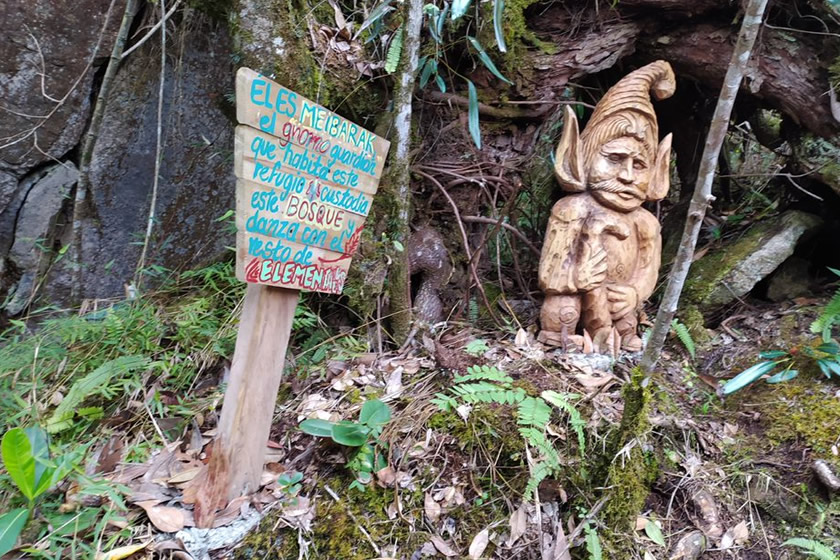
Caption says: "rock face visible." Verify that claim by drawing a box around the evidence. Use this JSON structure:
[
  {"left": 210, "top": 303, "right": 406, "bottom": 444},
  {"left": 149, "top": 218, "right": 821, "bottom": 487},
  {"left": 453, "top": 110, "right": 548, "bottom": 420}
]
[
  {"left": 0, "top": 0, "right": 118, "bottom": 174},
  {"left": 58, "top": 15, "right": 236, "bottom": 301},
  {"left": 0, "top": 10, "right": 238, "bottom": 313},
  {"left": 684, "top": 210, "right": 822, "bottom": 309},
  {"left": 2, "top": 164, "right": 79, "bottom": 315}
]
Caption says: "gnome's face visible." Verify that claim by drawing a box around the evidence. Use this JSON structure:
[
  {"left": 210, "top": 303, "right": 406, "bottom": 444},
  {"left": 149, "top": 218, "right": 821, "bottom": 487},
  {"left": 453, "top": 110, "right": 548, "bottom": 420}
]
[{"left": 588, "top": 136, "right": 651, "bottom": 212}]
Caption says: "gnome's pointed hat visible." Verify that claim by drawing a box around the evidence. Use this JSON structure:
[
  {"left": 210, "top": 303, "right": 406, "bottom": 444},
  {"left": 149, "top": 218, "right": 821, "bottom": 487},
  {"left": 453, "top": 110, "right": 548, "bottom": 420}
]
[{"left": 580, "top": 60, "right": 676, "bottom": 164}]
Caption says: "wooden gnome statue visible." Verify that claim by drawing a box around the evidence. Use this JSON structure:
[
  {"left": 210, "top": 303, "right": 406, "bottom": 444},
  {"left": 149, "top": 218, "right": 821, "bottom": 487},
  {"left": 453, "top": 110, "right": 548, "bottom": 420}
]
[{"left": 537, "top": 60, "right": 675, "bottom": 353}]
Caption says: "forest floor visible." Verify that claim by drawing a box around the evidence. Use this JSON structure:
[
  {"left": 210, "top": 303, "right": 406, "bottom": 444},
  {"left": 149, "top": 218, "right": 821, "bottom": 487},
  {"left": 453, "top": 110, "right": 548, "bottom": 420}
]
[{"left": 1, "top": 262, "right": 839, "bottom": 560}]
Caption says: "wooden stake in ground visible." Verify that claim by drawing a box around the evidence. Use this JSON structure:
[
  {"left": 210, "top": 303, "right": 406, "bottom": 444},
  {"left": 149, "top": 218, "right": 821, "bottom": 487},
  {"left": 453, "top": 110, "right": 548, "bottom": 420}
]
[
  {"left": 192, "top": 69, "right": 389, "bottom": 527},
  {"left": 639, "top": 0, "right": 770, "bottom": 372}
]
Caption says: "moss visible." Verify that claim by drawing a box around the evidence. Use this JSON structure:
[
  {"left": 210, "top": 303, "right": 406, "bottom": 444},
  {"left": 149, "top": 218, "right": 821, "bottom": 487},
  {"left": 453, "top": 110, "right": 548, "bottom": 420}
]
[
  {"left": 236, "top": 478, "right": 425, "bottom": 559},
  {"left": 680, "top": 305, "right": 712, "bottom": 345},
  {"left": 600, "top": 367, "right": 659, "bottom": 559},
  {"left": 760, "top": 374, "right": 840, "bottom": 463},
  {"left": 683, "top": 219, "right": 778, "bottom": 308}
]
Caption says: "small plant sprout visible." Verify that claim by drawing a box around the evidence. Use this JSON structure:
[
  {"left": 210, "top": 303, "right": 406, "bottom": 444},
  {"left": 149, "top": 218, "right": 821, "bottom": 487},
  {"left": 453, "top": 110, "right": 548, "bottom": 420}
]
[
  {"left": 277, "top": 471, "right": 304, "bottom": 500},
  {"left": 299, "top": 399, "right": 391, "bottom": 488}
]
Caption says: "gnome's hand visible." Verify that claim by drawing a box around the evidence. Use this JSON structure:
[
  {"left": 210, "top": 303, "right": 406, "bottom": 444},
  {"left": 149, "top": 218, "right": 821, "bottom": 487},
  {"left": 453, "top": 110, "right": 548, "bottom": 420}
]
[
  {"left": 576, "top": 242, "right": 608, "bottom": 292},
  {"left": 607, "top": 284, "right": 638, "bottom": 318}
]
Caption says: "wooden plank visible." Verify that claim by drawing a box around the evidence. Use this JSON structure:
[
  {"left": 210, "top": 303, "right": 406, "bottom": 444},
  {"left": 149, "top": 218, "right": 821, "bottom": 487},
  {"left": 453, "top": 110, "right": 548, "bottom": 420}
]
[
  {"left": 236, "top": 179, "right": 368, "bottom": 255},
  {"left": 235, "top": 68, "right": 390, "bottom": 180},
  {"left": 194, "top": 285, "right": 298, "bottom": 526},
  {"left": 235, "top": 230, "right": 353, "bottom": 294},
  {"left": 235, "top": 124, "right": 381, "bottom": 195}
]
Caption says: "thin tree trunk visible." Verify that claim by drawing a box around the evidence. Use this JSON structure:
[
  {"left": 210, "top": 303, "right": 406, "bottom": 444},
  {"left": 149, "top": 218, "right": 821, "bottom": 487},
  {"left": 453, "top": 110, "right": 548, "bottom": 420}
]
[
  {"left": 71, "top": 0, "right": 137, "bottom": 299},
  {"left": 639, "top": 0, "right": 770, "bottom": 372},
  {"left": 386, "top": 0, "right": 423, "bottom": 343}
]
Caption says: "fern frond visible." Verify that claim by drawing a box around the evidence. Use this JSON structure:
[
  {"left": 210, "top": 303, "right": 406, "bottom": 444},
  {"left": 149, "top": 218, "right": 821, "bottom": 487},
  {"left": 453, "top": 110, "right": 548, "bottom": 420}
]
[
  {"left": 519, "top": 427, "right": 561, "bottom": 468},
  {"left": 47, "top": 355, "right": 150, "bottom": 433},
  {"left": 517, "top": 397, "right": 552, "bottom": 428},
  {"left": 541, "top": 390, "right": 586, "bottom": 454},
  {"left": 782, "top": 538, "right": 838, "bottom": 560},
  {"left": 454, "top": 364, "right": 513, "bottom": 385},
  {"left": 811, "top": 288, "right": 840, "bottom": 340},
  {"left": 524, "top": 460, "right": 552, "bottom": 496},
  {"left": 385, "top": 25, "right": 404, "bottom": 73},
  {"left": 584, "top": 523, "right": 603, "bottom": 560},
  {"left": 431, "top": 393, "right": 458, "bottom": 411},
  {"left": 671, "top": 319, "right": 696, "bottom": 359}
]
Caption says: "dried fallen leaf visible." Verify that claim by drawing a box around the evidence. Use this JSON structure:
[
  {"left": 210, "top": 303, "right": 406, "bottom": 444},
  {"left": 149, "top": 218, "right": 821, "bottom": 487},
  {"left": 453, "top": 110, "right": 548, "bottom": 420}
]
[
  {"left": 431, "top": 536, "right": 458, "bottom": 557},
  {"left": 468, "top": 528, "right": 490, "bottom": 559},
  {"left": 376, "top": 466, "right": 397, "bottom": 487},
  {"left": 669, "top": 531, "right": 705, "bottom": 560},
  {"left": 136, "top": 501, "right": 185, "bottom": 533},
  {"left": 167, "top": 467, "right": 201, "bottom": 485},
  {"left": 96, "top": 542, "right": 149, "bottom": 560},
  {"left": 720, "top": 520, "right": 749, "bottom": 550},
  {"left": 425, "top": 492, "right": 441, "bottom": 522},
  {"left": 506, "top": 505, "right": 527, "bottom": 547}
]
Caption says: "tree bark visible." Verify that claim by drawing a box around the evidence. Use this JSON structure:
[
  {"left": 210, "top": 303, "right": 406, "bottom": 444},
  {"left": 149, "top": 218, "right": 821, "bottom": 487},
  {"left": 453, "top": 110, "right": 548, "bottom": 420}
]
[
  {"left": 640, "top": 0, "right": 771, "bottom": 372},
  {"left": 385, "top": 0, "right": 423, "bottom": 344}
]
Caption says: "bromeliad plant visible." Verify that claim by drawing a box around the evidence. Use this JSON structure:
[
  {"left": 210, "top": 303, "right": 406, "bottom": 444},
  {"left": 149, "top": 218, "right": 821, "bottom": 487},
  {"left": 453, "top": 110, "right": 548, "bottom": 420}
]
[
  {"left": 722, "top": 268, "right": 840, "bottom": 395},
  {"left": 299, "top": 399, "right": 391, "bottom": 489}
]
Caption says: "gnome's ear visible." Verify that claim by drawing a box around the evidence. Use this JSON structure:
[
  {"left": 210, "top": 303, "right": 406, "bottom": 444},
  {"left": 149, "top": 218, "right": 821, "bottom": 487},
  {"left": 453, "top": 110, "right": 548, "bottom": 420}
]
[
  {"left": 554, "top": 106, "right": 586, "bottom": 193},
  {"left": 647, "top": 133, "right": 672, "bottom": 202}
]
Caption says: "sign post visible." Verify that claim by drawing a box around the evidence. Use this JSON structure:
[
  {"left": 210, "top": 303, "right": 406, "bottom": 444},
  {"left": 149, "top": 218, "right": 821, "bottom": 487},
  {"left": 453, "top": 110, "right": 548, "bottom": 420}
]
[{"left": 193, "top": 68, "right": 389, "bottom": 526}]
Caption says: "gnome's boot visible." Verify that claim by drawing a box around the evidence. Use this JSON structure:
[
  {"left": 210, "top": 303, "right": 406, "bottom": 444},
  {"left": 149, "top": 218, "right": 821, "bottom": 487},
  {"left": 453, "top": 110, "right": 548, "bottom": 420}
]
[
  {"left": 539, "top": 295, "right": 583, "bottom": 350},
  {"left": 614, "top": 312, "right": 642, "bottom": 352}
]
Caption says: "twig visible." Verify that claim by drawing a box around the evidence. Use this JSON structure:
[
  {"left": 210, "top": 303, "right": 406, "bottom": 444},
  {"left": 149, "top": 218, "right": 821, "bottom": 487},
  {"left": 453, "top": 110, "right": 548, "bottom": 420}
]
[
  {"left": 71, "top": 0, "right": 136, "bottom": 298},
  {"left": 461, "top": 215, "right": 541, "bottom": 256},
  {"left": 135, "top": 0, "right": 168, "bottom": 290},
  {"left": 422, "top": 90, "right": 556, "bottom": 120},
  {"left": 641, "top": 0, "right": 770, "bottom": 371},
  {"left": 414, "top": 169, "right": 502, "bottom": 326},
  {"left": 120, "top": 0, "right": 182, "bottom": 60}
]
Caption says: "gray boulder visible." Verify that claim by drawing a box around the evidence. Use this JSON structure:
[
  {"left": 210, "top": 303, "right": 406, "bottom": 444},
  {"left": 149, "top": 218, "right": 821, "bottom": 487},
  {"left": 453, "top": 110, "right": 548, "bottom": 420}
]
[{"left": 684, "top": 210, "right": 822, "bottom": 309}]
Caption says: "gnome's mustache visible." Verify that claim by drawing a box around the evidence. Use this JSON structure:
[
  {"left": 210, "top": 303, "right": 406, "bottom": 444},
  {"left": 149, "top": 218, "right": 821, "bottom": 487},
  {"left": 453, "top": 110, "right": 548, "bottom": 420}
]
[{"left": 590, "top": 180, "right": 644, "bottom": 199}]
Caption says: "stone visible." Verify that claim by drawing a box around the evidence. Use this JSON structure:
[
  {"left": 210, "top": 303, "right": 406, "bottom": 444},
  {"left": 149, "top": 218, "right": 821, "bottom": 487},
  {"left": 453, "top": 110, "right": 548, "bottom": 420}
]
[
  {"left": 3, "top": 163, "right": 78, "bottom": 315},
  {"left": 46, "top": 16, "right": 236, "bottom": 302},
  {"left": 538, "top": 61, "right": 675, "bottom": 354},
  {"left": 766, "top": 256, "right": 812, "bottom": 302},
  {"left": 684, "top": 210, "right": 822, "bottom": 309},
  {"left": 0, "top": 0, "right": 118, "bottom": 174}
]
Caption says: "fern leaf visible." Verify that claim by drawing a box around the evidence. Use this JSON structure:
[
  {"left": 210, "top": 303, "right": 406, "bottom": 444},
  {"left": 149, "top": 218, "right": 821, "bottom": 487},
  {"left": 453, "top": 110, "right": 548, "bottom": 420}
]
[
  {"left": 541, "top": 391, "right": 586, "bottom": 454},
  {"left": 47, "top": 355, "right": 150, "bottom": 433},
  {"left": 584, "top": 523, "right": 603, "bottom": 560},
  {"left": 451, "top": 382, "right": 512, "bottom": 404},
  {"left": 524, "top": 461, "right": 552, "bottom": 496},
  {"left": 782, "top": 538, "right": 838, "bottom": 560},
  {"left": 432, "top": 393, "right": 458, "bottom": 411},
  {"left": 671, "top": 319, "right": 696, "bottom": 359},
  {"left": 811, "top": 288, "right": 840, "bottom": 341},
  {"left": 385, "top": 25, "right": 404, "bottom": 73},
  {"left": 517, "top": 397, "right": 552, "bottom": 428},
  {"left": 454, "top": 364, "right": 513, "bottom": 385}
]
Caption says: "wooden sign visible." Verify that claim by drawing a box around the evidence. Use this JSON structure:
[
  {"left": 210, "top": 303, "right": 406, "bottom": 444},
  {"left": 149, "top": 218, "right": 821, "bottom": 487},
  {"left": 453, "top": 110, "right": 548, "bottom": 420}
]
[
  {"left": 193, "top": 69, "right": 390, "bottom": 527},
  {"left": 234, "top": 67, "right": 389, "bottom": 294}
]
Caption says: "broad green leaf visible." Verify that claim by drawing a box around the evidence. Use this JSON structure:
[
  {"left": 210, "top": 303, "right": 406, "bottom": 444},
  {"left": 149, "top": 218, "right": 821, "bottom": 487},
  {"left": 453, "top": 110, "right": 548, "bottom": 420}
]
[
  {"left": 817, "top": 342, "right": 840, "bottom": 355},
  {"left": 758, "top": 350, "right": 787, "bottom": 359},
  {"left": 0, "top": 508, "right": 28, "bottom": 556},
  {"left": 1, "top": 428, "right": 36, "bottom": 500},
  {"left": 420, "top": 59, "right": 437, "bottom": 88},
  {"left": 451, "top": 0, "right": 471, "bottom": 20},
  {"left": 355, "top": 0, "right": 394, "bottom": 39},
  {"left": 829, "top": 267, "right": 840, "bottom": 277},
  {"left": 644, "top": 519, "right": 666, "bottom": 546},
  {"left": 359, "top": 399, "right": 391, "bottom": 427},
  {"left": 24, "top": 427, "right": 50, "bottom": 497},
  {"left": 766, "top": 369, "right": 798, "bottom": 384},
  {"left": 467, "top": 36, "right": 512, "bottom": 84},
  {"left": 721, "top": 361, "right": 780, "bottom": 395},
  {"left": 426, "top": 5, "right": 442, "bottom": 43},
  {"left": 493, "top": 0, "right": 506, "bottom": 52},
  {"left": 331, "top": 422, "right": 369, "bottom": 446},
  {"left": 823, "top": 359, "right": 840, "bottom": 378},
  {"left": 299, "top": 419, "right": 334, "bottom": 437},
  {"left": 817, "top": 359, "right": 834, "bottom": 379},
  {"left": 782, "top": 538, "right": 838, "bottom": 560},
  {"left": 437, "top": 2, "right": 450, "bottom": 38},
  {"left": 435, "top": 74, "right": 446, "bottom": 93}
]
